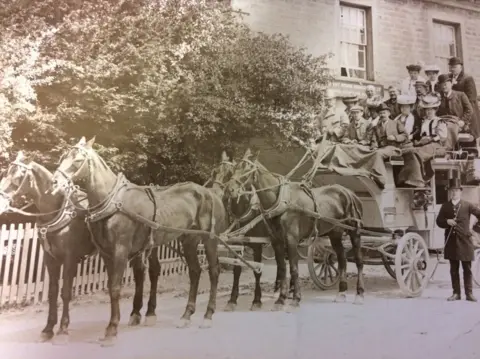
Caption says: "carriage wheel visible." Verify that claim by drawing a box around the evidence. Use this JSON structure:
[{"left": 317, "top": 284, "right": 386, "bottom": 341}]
[
  {"left": 261, "top": 243, "right": 276, "bottom": 261},
  {"left": 307, "top": 243, "right": 340, "bottom": 290},
  {"left": 395, "top": 232, "right": 430, "bottom": 297},
  {"left": 381, "top": 244, "right": 397, "bottom": 280},
  {"left": 473, "top": 249, "right": 480, "bottom": 287}
]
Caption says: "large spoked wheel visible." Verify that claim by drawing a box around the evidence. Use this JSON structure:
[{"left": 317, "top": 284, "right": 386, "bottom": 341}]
[
  {"left": 307, "top": 241, "right": 340, "bottom": 290},
  {"left": 395, "top": 232, "right": 430, "bottom": 297},
  {"left": 473, "top": 248, "right": 480, "bottom": 287},
  {"left": 381, "top": 244, "right": 397, "bottom": 280}
]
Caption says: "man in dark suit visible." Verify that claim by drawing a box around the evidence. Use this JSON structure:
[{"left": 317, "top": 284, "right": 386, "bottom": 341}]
[
  {"left": 436, "top": 178, "right": 480, "bottom": 302},
  {"left": 449, "top": 57, "right": 480, "bottom": 146},
  {"left": 384, "top": 86, "right": 401, "bottom": 118}
]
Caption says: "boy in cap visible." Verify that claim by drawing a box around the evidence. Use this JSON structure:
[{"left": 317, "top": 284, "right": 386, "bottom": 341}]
[
  {"left": 345, "top": 105, "right": 371, "bottom": 146},
  {"left": 370, "top": 103, "right": 411, "bottom": 149},
  {"left": 436, "top": 178, "right": 480, "bottom": 302},
  {"left": 400, "top": 63, "right": 426, "bottom": 97}
]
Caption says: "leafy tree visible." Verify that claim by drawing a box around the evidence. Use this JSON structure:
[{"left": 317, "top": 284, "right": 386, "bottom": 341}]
[{"left": 1, "top": 0, "right": 332, "bottom": 185}]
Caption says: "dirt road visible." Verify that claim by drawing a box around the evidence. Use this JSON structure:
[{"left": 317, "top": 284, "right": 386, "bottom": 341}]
[{"left": 0, "top": 260, "right": 479, "bottom": 359}]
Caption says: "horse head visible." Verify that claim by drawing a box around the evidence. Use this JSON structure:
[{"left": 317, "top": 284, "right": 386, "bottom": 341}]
[
  {"left": 0, "top": 151, "right": 37, "bottom": 214},
  {"left": 225, "top": 148, "right": 260, "bottom": 199},
  {"left": 51, "top": 136, "right": 97, "bottom": 195},
  {"left": 206, "top": 151, "right": 236, "bottom": 193}
]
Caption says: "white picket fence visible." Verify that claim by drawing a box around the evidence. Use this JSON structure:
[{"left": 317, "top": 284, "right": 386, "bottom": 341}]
[{"left": 0, "top": 222, "right": 187, "bottom": 307}]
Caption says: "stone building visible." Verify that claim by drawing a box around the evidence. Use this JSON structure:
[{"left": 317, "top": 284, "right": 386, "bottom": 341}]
[{"left": 231, "top": 0, "right": 480, "bottom": 110}]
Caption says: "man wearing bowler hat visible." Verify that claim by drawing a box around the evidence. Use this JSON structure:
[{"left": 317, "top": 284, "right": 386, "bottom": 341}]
[
  {"left": 449, "top": 56, "right": 480, "bottom": 147},
  {"left": 436, "top": 178, "right": 480, "bottom": 302}
]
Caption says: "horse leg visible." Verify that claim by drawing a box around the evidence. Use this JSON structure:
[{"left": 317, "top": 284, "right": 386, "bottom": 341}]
[
  {"left": 100, "top": 244, "right": 129, "bottom": 347},
  {"left": 251, "top": 243, "right": 263, "bottom": 311},
  {"left": 350, "top": 232, "right": 365, "bottom": 305},
  {"left": 285, "top": 226, "right": 301, "bottom": 308},
  {"left": 39, "top": 254, "right": 61, "bottom": 342},
  {"left": 200, "top": 236, "right": 219, "bottom": 329},
  {"left": 145, "top": 248, "right": 160, "bottom": 326},
  {"left": 331, "top": 233, "right": 348, "bottom": 303},
  {"left": 53, "top": 255, "right": 77, "bottom": 345},
  {"left": 128, "top": 256, "right": 144, "bottom": 326},
  {"left": 224, "top": 264, "right": 241, "bottom": 312},
  {"left": 177, "top": 238, "right": 201, "bottom": 328},
  {"left": 272, "top": 239, "right": 287, "bottom": 311}
]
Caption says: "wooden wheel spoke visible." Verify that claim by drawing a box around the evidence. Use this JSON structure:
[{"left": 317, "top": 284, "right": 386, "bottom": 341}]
[{"left": 415, "top": 249, "right": 425, "bottom": 260}]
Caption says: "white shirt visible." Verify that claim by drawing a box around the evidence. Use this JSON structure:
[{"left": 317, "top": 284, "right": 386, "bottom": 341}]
[
  {"left": 394, "top": 113, "right": 415, "bottom": 135},
  {"left": 400, "top": 76, "right": 426, "bottom": 97},
  {"left": 451, "top": 198, "right": 461, "bottom": 206}
]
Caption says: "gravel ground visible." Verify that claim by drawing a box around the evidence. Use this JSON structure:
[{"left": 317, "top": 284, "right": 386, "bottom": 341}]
[{"left": 0, "top": 259, "right": 479, "bottom": 359}]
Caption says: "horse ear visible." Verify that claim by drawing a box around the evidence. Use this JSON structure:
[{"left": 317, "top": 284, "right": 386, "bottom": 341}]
[
  {"left": 243, "top": 148, "right": 252, "bottom": 159},
  {"left": 86, "top": 136, "right": 96, "bottom": 148},
  {"left": 15, "top": 151, "right": 25, "bottom": 162},
  {"left": 221, "top": 151, "right": 229, "bottom": 162},
  {"left": 254, "top": 150, "right": 260, "bottom": 160},
  {"left": 77, "top": 137, "right": 87, "bottom": 146}
]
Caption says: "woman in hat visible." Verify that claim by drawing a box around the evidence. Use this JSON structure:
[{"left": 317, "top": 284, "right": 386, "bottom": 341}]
[
  {"left": 397, "top": 95, "right": 447, "bottom": 187},
  {"left": 436, "top": 177, "right": 480, "bottom": 302},
  {"left": 424, "top": 64, "right": 441, "bottom": 94},
  {"left": 394, "top": 95, "right": 417, "bottom": 137},
  {"left": 400, "top": 63, "right": 426, "bottom": 97}
]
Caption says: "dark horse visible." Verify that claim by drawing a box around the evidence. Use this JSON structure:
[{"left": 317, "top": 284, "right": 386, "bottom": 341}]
[
  {"left": 0, "top": 152, "right": 162, "bottom": 344},
  {"left": 226, "top": 149, "right": 365, "bottom": 308},
  {"left": 50, "top": 137, "right": 228, "bottom": 346}
]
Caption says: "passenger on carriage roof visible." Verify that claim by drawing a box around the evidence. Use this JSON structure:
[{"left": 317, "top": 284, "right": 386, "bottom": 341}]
[
  {"left": 437, "top": 74, "right": 472, "bottom": 150},
  {"left": 424, "top": 64, "right": 441, "bottom": 95},
  {"left": 345, "top": 105, "right": 371, "bottom": 146},
  {"left": 340, "top": 94, "right": 358, "bottom": 123},
  {"left": 400, "top": 63, "right": 426, "bottom": 97},
  {"left": 413, "top": 95, "right": 448, "bottom": 147},
  {"left": 359, "top": 85, "right": 381, "bottom": 119},
  {"left": 412, "top": 80, "right": 429, "bottom": 120},
  {"left": 384, "top": 86, "right": 401, "bottom": 119},
  {"left": 370, "top": 103, "right": 411, "bottom": 149},
  {"left": 394, "top": 95, "right": 416, "bottom": 138}
]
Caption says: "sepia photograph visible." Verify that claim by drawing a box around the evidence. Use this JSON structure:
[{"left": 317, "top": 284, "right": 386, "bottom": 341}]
[{"left": 0, "top": 0, "right": 480, "bottom": 358}]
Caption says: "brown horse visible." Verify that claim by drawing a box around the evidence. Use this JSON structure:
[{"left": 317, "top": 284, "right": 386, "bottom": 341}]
[
  {"left": 0, "top": 152, "right": 165, "bottom": 344},
  {"left": 50, "top": 137, "right": 228, "bottom": 346},
  {"left": 225, "top": 149, "right": 365, "bottom": 308}
]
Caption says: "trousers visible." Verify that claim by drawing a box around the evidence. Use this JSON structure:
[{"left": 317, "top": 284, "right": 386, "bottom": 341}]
[{"left": 449, "top": 260, "right": 473, "bottom": 294}]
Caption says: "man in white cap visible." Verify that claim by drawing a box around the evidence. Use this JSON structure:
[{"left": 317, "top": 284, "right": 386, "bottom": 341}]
[
  {"left": 358, "top": 85, "right": 381, "bottom": 118},
  {"left": 424, "top": 64, "right": 441, "bottom": 95},
  {"left": 345, "top": 105, "right": 371, "bottom": 146}
]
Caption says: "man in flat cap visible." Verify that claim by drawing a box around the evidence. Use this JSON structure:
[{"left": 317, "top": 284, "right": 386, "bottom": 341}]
[
  {"left": 424, "top": 64, "right": 441, "bottom": 95},
  {"left": 449, "top": 57, "right": 480, "bottom": 147},
  {"left": 384, "top": 86, "right": 401, "bottom": 119},
  {"left": 400, "top": 63, "right": 426, "bottom": 97},
  {"left": 345, "top": 105, "right": 371, "bottom": 146},
  {"left": 437, "top": 73, "right": 472, "bottom": 149},
  {"left": 340, "top": 94, "right": 359, "bottom": 122},
  {"left": 436, "top": 177, "right": 480, "bottom": 302}
]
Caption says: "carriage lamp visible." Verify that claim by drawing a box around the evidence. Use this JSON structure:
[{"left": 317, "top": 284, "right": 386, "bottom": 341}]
[{"left": 411, "top": 190, "right": 433, "bottom": 210}]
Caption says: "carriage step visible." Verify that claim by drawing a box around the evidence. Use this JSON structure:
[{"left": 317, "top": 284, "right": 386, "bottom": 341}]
[{"left": 218, "top": 257, "right": 264, "bottom": 273}]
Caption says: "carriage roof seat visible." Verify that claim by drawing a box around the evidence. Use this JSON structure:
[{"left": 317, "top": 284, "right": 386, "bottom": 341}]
[{"left": 458, "top": 133, "right": 474, "bottom": 143}]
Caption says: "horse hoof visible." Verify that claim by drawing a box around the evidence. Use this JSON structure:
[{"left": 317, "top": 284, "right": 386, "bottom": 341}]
[
  {"left": 176, "top": 318, "right": 191, "bottom": 329},
  {"left": 271, "top": 303, "right": 284, "bottom": 312},
  {"left": 128, "top": 314, "right": 142, "bottom": 326},
  {"left": 334, "top": 293, "right": 347, "bottom": 303},
  {"left": 199, "top": 319, "right": 212, "bottom": 329},
  {"left": 353, "top": 295, "right": 364, "bottom": 305},
  {"left": 144, "top": 315, "right": 157, "bottom": 326},
  {"left": 52, "top": 334, "right": 69, "bottom": 346},
  {"left": 250, "top": 302, "right": 262, "bottom": 311},
  {"left": 38, "top": 332, "right": 54, "bottom": 343},
  {"left": 224, "top": 302, "right": 237, "bottom": 312},
  {"left": 99, "top": 336, "right": 116, "bottom": 347}
]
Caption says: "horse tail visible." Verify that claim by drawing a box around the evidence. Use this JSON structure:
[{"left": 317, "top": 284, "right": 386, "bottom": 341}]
[{"left": 334, "top": 185, "right": 363, "bottom": 229}]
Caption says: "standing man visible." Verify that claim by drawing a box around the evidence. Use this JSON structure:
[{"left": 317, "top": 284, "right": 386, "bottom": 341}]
[
  {"left": 436, "top": 178, "right": 480, "bottom": 302},
  {"left": 449, "top": 56, "right": 480, "bottom": 148}
]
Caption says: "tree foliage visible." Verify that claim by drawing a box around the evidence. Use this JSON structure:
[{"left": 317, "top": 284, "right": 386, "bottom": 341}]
[{"left": 0, "top": 0, "right": 332, "bottom": 184}]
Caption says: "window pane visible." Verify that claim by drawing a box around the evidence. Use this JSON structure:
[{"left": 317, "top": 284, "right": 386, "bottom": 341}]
[{"left": 433, "top": 22, "right": 457, "bottom": 61}]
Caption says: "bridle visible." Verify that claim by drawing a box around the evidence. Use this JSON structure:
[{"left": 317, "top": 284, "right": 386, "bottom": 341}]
[
  {"left": 53, "top": 144, "right": 91, "bottom": 192},
  {"left": 0, "top": 160, "right": 33, "bottom": 203}
]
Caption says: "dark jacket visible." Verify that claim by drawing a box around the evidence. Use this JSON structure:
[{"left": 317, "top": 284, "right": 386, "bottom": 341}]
[
  {"left": 384, "top": 98, "right": 401, "bottom": 119},
  {"left": 452, "top": 71, "right": 480, "bottom": 138},
  {"left": 436, "top": 199, "right": 480, "bottom": 261},
  {"left": 437, "top": 90, "right": 473, "bottom": 126}
]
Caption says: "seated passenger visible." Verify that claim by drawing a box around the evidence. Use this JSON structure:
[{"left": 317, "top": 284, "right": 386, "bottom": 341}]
[
  {"left": 397, "top": 95, "right": 448, "bottom": 187},
  {"left": 324, "top": 113, "right": 351, "bottom": 144},
  {"left": 394, "top": 95, "right": 416, "bottom": 138},
  {"left": 345, "top": 105, "right": 371, "bottom": 146},
  {"left": 370, "top": 103, "right": 411, "bottom": 149}
]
